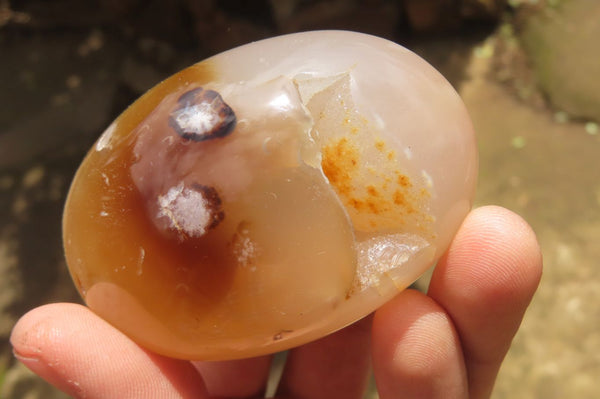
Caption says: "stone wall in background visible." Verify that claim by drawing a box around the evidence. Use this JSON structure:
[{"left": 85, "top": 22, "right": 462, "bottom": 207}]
[{"left": 516, "top": 0, "right": 600, "bottom": 123}]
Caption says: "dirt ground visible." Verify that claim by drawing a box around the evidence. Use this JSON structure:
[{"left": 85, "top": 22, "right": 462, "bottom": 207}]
[
  {"left": 436, "top": 38, "right": 600, "bottom": 399},
  {"left": 1, "top": 1, "right": 599, "bottom": 398}
]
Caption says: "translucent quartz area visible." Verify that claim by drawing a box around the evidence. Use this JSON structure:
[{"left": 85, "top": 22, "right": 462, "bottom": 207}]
[{"left": 63, "top": 31, "right": 478, "bottom": 360}]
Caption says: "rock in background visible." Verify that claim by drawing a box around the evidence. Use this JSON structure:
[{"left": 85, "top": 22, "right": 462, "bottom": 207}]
[{"left": 516, "top": 0, "right": 600, "bottom": 122}]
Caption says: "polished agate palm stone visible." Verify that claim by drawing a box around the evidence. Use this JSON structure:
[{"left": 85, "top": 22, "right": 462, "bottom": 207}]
[{"left": 63, "top": 31, "right": 478, "bottom": 360}]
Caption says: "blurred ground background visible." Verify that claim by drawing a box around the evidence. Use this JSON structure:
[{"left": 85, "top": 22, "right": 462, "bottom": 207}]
[{"left": 0, "top": 0, "right": 599, "bottom": 398}]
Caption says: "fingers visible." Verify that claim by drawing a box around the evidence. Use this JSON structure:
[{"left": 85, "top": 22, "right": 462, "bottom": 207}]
[
  {"left": 276, "top": 316, "right": 372, "bottom": 399},
  {"left": 193, "top": 356, "right": 272, "bottom": 398},
  {"left": 10, "top": 206, "right": 541, "bottom": 399},
  {"left": 372, "top": 290, "right": 469, "bottom": 398},
  {"left": 10, "top": 303, "right": 208, "bottom": 399},
  {"left": 371, "top": 206, "right": 542, "bottom": 399},
  {"left": 428, "top": 205, "right": 543, "bottom": 398}
]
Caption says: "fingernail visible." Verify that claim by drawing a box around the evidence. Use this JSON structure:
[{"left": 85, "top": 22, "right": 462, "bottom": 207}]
[{"left": 13, "top": 350, "right": 50, "bottom": 377}]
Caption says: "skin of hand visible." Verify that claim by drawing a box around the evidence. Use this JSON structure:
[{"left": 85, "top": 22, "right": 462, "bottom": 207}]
[{"left": 10, "top": 205, "right": 542, "bottom": 399}]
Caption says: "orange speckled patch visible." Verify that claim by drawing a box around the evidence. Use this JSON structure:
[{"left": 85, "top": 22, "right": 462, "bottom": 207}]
[
  {"left": 321, "top": 137, "right": 359, "bottom": 197},
  {"left": 321, "top": 136, "right": 432, "bottom": 234}
]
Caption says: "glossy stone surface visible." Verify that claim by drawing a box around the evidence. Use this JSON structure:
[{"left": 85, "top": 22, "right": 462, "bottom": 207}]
[{"left": 63, "top": 30, "right": 477, "bottom": 360}]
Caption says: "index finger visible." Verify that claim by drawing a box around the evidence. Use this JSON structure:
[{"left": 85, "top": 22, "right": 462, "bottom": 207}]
[{"left": 428, "top": 205, "right": 543, "bottom": 397}]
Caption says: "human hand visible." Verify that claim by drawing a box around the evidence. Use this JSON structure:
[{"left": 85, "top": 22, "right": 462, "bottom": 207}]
[{"left": 10, "top": 205, "right": 542, "bottom": 399}]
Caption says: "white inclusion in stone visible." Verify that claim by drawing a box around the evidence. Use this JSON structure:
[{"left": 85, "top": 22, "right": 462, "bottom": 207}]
[
  {"left": 236, "top": 236, "right": 256, "bottom": 267},
  {"left": 355, "top": 233, "right": 430, "bottom": 288},
  {"left": 171, "top": 103, "right": 220, "bottom": 135},
  {"left": 269, "top": 93, "right": 293, "bottom": 112},
  {"left": 421, "top": 170, "right": 434, "bottom": 189},
  {"left": 157, "top": 182, "right": 212, "bottom": 237},
  {"left": 136, "top": 247, "right": 145, "bottom": 276},
  {"left": 96, "top": 122, "right": 117, "bottom": 151}
]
